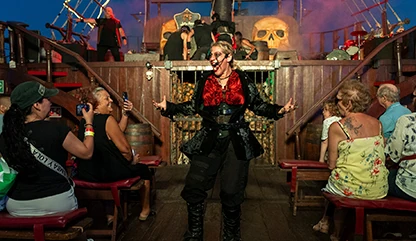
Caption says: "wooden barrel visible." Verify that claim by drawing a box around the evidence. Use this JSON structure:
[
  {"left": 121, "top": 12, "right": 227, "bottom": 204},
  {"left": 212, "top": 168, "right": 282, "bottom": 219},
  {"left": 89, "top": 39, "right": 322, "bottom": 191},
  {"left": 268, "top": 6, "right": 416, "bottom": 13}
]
[
  {"left": 252, "top": 41, "right": 269, "bottom": 60},
  {"left": 125, "top": 124, "right": 154, "bottom": 156},
  {"left": 303, "top": 123, "right": 323, "bottom": 161}
]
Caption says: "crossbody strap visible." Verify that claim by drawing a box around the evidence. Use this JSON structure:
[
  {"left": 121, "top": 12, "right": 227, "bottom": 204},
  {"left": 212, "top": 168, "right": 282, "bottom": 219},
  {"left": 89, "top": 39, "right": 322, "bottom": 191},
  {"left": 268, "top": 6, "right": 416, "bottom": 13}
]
[{"left": 29, "top": 143, "right": 74, "bottom": 187}]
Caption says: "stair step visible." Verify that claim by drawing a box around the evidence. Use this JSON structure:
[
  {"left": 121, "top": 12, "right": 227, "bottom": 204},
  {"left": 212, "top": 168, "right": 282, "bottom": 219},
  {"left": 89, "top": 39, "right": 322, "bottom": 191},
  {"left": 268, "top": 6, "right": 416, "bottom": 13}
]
[
  {"left": 28, "top": 70, "right": 68, "bottom": 77},
  {"left": 53, "top": 83, "right": 82, "bottom": 88}
]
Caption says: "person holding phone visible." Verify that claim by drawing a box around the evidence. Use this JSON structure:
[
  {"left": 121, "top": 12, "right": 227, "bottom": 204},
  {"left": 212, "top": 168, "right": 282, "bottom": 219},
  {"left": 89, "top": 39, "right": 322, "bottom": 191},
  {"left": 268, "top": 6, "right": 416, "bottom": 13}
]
[
  {"left": 0, "top": 81, "right": 94, "bottom": 216},
  {"left": 77, "top": 88, "right": 153, "bottom": 222}
]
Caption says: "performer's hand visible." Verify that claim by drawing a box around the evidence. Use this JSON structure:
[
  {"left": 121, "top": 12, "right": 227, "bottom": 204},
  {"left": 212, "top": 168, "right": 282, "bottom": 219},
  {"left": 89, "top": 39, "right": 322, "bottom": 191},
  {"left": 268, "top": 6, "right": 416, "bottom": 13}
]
[
  {"left": 278, "top": 98, "right": 297, "bottom": 114},
  {"left": 123, "top": 39, "right": 127, "bottom": 46},
  {"left": 152, "top": 95, "right": 167, "bottom": 111}
]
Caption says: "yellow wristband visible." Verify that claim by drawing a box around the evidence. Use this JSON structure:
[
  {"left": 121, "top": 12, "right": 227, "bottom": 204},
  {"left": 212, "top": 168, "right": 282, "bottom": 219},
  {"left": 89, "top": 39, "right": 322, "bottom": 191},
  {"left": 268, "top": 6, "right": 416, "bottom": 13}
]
[{"left": 85, "top": 131, "right": 95, "bottom": 137}]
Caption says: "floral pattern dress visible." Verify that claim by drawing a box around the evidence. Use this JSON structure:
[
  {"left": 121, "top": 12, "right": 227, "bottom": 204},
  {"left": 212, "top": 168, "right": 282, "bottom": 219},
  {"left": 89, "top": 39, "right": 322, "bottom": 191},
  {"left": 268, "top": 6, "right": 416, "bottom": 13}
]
[{"left": 323, "top": 122, "right": 389, "bottom": 199}]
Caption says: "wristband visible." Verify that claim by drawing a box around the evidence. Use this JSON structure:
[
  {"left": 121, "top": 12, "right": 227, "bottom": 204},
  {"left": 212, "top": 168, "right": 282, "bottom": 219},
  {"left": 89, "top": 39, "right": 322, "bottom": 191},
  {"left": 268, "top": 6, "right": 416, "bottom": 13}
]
[
  {"left": 85, "top": 127, "right": 94, "bottom": 132},
  {"left": 84, "top": 123, "right": 93, "bottom": 127},
  {"left": 85, "top": 131, "right": 95, "bottom": 137}
]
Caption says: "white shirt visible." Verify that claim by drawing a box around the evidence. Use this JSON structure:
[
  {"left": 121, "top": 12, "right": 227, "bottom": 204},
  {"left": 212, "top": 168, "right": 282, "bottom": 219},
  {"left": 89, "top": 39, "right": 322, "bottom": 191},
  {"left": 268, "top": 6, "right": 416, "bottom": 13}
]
[
  {"left": 385, "top": 113, "right": 416, "bottom": 199},
  {"left": 321, "top": 116, "right": 341, "bottom": 141}
]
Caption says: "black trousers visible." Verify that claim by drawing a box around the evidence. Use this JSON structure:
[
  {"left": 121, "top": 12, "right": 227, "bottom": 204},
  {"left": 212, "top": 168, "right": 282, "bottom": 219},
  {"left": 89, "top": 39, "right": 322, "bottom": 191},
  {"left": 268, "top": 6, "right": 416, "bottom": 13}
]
[
  {"left": 181, "top": 136, "right": 250, "bottom": 207},
  {"left": 97, "top": 45, "right": 120, "bottom": 61}
]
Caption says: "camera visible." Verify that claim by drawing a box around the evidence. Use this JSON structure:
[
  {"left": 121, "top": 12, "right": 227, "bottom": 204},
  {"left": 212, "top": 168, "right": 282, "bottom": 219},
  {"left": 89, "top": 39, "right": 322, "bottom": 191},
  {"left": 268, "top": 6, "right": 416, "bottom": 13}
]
[
  {"left": 122, "top": 92, "right": 128, "bottom": 101},
  {"left": 76, "top": 104, "right": 90, "bottom": 116}
]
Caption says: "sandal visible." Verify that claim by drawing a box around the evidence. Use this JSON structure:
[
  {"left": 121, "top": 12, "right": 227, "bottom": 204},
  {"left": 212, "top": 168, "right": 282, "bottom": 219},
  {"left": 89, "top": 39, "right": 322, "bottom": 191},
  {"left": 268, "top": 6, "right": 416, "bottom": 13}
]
[{"left": 312, "top": 219, "right": 329, "bottom": 234}]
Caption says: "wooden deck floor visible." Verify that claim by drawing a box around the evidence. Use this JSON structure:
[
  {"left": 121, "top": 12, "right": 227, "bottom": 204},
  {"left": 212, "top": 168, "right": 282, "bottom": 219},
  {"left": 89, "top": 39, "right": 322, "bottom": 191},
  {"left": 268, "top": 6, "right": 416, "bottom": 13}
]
[{"left": 116, "top": 166, "right": 329, "bottom": 241}]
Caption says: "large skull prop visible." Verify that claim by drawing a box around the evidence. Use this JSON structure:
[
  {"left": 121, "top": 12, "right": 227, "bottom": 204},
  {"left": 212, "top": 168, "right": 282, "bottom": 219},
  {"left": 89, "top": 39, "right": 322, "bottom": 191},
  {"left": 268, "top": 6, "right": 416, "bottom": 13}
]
[
  {"left": 160, "top": 19, "right": 178, "bottom": 54},
  {"left": 252, "top": 17, "right": 290, "bottom": 50}
]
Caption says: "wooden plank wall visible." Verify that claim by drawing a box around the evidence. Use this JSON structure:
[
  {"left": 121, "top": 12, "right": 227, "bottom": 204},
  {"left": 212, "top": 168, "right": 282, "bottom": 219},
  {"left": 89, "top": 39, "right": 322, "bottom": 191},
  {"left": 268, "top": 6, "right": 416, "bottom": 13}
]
[{"left": 25, "top": 60, "right": 393, "bottom": 165}]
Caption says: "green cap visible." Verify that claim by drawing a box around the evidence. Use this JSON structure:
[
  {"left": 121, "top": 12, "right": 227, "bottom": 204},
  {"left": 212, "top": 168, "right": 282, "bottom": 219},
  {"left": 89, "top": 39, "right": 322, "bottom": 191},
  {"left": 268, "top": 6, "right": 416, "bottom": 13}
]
[{"left": 11, "top": 81, "right": 59, "bottom": 109}]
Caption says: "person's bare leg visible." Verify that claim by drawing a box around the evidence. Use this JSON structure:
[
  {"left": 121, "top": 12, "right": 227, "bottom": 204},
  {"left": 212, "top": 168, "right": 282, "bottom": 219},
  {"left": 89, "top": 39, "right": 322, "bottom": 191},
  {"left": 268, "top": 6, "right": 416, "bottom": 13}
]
[
  {"left": 313, "top": 201, "right": 330, "bottom": 233},
  {"left": 332, "top": 208, "right": 347, "bottom": 240},
  {"left": 139, "top": 180, "right": 151, "bottom": 217}
]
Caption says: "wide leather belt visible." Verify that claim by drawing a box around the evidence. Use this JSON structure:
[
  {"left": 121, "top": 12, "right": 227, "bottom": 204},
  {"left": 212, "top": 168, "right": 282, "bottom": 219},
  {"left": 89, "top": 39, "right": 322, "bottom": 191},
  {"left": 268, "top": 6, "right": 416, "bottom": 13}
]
[{"left": 214, "top": 115, "right": 232, "bottom": 124}]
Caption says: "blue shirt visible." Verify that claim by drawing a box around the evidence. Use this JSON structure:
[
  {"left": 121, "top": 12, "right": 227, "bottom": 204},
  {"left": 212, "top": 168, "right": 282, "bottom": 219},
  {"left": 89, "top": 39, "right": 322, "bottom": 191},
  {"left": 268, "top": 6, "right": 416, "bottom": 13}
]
[{"left": 379, "top": 102, "right": 411, "bottom": 139}]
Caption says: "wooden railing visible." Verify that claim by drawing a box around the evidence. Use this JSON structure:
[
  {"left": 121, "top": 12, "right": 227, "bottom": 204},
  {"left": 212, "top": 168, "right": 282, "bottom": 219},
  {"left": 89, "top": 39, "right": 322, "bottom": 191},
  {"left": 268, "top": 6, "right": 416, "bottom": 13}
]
[
  {"left": 2, "top": 21, "right": 161, "bottom": 137},
  {"left": 287, "top": 26, "right": 416, "bottom": 139}
]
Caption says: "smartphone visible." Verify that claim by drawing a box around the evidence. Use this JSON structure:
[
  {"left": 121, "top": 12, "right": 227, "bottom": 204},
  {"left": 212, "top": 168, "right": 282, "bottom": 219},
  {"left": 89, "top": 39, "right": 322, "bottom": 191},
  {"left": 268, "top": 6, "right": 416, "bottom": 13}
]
[
  {"left": 76, "top": 104, "right": 90, "bottom": 116},
  {"left": 122, "top": 92, "right": 128, "bottom": 102}
]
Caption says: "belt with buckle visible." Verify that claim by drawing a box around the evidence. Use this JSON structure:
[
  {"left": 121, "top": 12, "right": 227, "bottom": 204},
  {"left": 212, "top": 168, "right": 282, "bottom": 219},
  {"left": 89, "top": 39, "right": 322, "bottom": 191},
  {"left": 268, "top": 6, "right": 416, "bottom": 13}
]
[{"left": 214, "top": 115, "right": 231, "bottom": 124}]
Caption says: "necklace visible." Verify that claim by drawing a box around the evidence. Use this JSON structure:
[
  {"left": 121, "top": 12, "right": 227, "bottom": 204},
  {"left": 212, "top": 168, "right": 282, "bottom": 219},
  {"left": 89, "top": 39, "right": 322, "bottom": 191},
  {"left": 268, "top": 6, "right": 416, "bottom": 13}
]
[{"left": 216, "top": 72, "right": 232, "bottom": 80}]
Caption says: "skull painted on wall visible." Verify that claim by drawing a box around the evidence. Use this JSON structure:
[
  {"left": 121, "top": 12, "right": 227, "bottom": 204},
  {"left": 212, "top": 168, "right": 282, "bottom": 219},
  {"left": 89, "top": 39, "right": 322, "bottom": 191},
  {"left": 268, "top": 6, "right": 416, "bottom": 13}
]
[
  {"left": 160, "top": 19, "right": 178, "bottom": 54},
  {"left": 252, "top": 17, "right": 290, "bottom": 50}
]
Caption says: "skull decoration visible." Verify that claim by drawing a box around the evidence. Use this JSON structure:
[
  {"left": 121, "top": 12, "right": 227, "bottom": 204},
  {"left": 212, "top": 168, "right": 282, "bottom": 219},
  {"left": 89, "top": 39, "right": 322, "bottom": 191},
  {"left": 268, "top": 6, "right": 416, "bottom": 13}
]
[
  {"left": 160, "top": 19, "right": 178, "bottom": 54},
  {"left": 145, "top": 69, "right": 153, "bottom": 81},
  {"left": 252, "top": 17, "right": 290, "bottom": 50}
]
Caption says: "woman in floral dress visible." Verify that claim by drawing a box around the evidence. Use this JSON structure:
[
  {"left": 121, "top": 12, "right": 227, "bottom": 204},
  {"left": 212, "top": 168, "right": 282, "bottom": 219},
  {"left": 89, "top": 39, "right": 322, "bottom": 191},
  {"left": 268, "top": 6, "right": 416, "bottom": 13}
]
[{"left": 313, "top": 80, "right": 389, "bottom": 241}]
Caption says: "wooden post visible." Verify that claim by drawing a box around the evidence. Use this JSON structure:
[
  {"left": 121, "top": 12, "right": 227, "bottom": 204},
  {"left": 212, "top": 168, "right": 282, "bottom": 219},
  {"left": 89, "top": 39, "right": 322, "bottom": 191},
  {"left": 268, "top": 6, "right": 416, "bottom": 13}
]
[
  {"left": 333, "top": 31, "right": 339, "bottom": 50},
  {"left": 396, "top": 37, "right": 404, "bottom": 82},
  {"left": 157, "top": 3, "right": 161, "bottom": 17},
  {"left": 0, "top": 23, "right": 5, "bottom": 64},
  {"left": 16, "top": 30, "right": 25, "bottom": 66},
  {"left": 8, "top": 28, "right": 16, "bottom": 64},
  {"left": 344, "top": 27, "right": 349, "bottom": 44},
  {"left": 309, "top": 34, "right": 313, "bottom": 55},
  {"left": 44, "top": 43, "right": 52, "bottom": 83},
  {"left": 320, "top": 33, "right": 325, "bottom": 54},
  {"left": 293, "top": 0, "right": 298, "bottom": 21}
]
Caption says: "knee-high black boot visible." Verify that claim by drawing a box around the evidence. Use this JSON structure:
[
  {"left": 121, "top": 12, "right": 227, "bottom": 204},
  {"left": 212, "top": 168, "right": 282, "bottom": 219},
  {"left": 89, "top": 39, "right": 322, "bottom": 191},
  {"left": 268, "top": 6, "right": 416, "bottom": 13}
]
[
  {"left": 222, "top": 205, "right": 242, "bottom": 241},
  {"left": 183, "top": 202, "right": 204, "bottom": 241}
]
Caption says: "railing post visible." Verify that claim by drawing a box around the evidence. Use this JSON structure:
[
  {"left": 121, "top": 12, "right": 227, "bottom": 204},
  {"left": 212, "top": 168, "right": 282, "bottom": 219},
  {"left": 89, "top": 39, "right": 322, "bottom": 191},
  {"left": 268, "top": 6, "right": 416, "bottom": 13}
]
[
  {"left": 396, "top": 38, "right": 405, "bottom": 83},
  {"left": 0, "top": 23, "right": 5, "bottom": 64},
  {"left": 295, "top": 131, "right": 301, "bottom": 160},
  {"left": 8, "top": 27, "right": 16, "bottom": 67},
  {"left": 16, "top": 29, "right": 25, "bottom": 66},
  {"left": 44, "top": 43, "right": 52, "bottom": 83}
]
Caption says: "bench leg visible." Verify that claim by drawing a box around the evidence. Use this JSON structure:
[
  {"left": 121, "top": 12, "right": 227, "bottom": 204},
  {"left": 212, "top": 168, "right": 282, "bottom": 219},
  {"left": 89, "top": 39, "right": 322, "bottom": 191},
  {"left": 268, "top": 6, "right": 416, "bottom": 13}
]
[
  {"left": 33, "top": 224, "right": 45, "bottom": 241},
  {"left": 366, "top": 217, "right": 373, "bottom": 241},
  {"left": 353, "top": 207, "right": 365, "bottom": 241}
]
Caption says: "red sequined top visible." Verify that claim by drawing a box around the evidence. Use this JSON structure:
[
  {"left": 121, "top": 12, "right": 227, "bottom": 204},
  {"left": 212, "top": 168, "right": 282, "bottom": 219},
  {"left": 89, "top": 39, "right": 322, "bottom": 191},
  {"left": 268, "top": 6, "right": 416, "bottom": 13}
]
[{"left": 202, "top": 71, "right": 245, "bottom": 106}]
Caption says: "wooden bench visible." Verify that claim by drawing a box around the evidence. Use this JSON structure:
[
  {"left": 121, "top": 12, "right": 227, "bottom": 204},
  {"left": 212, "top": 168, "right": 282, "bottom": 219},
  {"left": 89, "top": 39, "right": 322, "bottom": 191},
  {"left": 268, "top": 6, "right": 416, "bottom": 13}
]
[
  {"left": 278, "top": 159, "right": 331, "bottom": 216},
  {"left": 0, "top": 208, "right": 92, "bottom": 241},
  {"left": 74, "top": 177, "right": 144, "bottom": 241},
  {"left": 323, "top": 192, "right": 416, "bottom": 241}
]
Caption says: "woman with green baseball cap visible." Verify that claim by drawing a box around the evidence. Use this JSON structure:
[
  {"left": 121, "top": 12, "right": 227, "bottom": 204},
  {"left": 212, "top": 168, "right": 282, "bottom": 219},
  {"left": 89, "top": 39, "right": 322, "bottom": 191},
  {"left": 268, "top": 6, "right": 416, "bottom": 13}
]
[{"left": 0, "top": 81, "right": 95, "bottom": 216}]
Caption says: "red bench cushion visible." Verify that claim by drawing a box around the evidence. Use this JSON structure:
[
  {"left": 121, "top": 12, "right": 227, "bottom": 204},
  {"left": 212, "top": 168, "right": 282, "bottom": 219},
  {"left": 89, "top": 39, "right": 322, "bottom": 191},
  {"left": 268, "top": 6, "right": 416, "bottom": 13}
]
[
  {"left": 323, "top": 192, "right": 416, "bottom": 211},
  {"left": 139, "top": 155, "right": 162, "bottom": 166},
  {"left": 279, "top": 159, "right": 329, "bottom": 169},
  {"left": 0, "top": 208, "right": 87, "bottom": 228},
  {"left": 73, "top": 176, "right": 141, "bottom": 189}
]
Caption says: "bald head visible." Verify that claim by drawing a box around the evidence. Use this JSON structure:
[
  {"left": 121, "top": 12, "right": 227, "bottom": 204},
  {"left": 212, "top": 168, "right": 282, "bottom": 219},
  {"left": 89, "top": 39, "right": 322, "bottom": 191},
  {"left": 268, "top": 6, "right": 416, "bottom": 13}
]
[
  {"left": 377, "top": 84, "right": 400, "bottom": 103},
  {"left": 0, "top": 96, "right": 11, "bottom": 114},
  {"left": 104, "top": 7, "right": 115, "bottom": 18}
]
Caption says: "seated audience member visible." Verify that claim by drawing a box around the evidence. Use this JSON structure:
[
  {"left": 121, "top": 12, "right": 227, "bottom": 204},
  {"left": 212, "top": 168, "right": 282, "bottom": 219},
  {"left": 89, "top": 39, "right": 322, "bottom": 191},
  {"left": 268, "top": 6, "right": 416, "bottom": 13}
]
[
  {"left": 318, "top": 100, "right": 341, "bottom": 163},
  {"left": 0, "top": 81, "right": 94, "bottom": 216},
  {"left": 385, "top": 94, "right": 416, "bottom": 201},
  {"left": 0, "top": 95, "right": 11, "bottom": 210},
  {"left": 234, "top": 31, "right": 258, "bottom": 60},
  {"left": 313, "top": 80, "right": 389, "bottom": 241},
  {"left": 376, "top": 83, "right": 411, "bottom": 140},
  {"left": 77, "top": 87, "right": 153, "bottom": 221},
  {"left": 163, "top": 26, "right": 192, "bottom": 60},
  {"left": 191, "top": 19, "right": 212, "bottom": 60}
]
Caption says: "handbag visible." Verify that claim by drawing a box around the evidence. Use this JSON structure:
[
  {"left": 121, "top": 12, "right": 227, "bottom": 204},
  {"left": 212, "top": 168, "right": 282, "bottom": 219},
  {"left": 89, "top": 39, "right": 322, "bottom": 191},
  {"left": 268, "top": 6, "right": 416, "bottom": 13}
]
[{"left": 0, "top": 157, "right": 18, "bottom": 198}]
